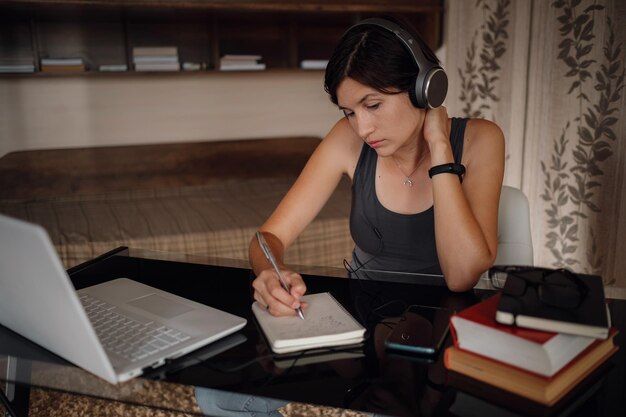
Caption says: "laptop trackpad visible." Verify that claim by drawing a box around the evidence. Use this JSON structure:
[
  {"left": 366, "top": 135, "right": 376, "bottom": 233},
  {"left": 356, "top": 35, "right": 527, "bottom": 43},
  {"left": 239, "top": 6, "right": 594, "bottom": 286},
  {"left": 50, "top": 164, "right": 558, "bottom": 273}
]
[{"left": 127, "top": 293, "right": 194, "bottom": 319}]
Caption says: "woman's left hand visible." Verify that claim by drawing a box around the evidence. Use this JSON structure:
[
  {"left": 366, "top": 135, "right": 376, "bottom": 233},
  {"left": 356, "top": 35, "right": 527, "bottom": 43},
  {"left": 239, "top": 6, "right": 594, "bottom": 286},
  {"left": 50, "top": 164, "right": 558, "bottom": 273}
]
[{"left": 423, "top": 106, "right": 450, "bottom": 148}]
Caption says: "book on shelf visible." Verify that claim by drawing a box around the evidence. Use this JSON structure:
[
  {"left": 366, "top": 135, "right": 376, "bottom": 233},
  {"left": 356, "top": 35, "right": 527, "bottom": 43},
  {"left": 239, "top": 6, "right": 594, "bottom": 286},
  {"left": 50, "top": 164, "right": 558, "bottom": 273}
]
[
  {"left": 252, "top": 292, "right": 366, "bottom": 354},
  {"left": 300, "top": 59, "right": 329, "bottom": 70},
  {"left": 444, "top": 327, "right": 618, "bottom": 406},
  {"left": 41, "top": 64, "right": 86, "bottom": 73},
  {"left": 40, "top": 57, "right": 84, "bottom": 66},
  {"left": 219, "top": 54, "right": 265, "bottom": 71},
  {"left": 132, "top": 46, "right": 178, "bottom": 57},
  {"left": 98, "top": 64, "right": 128, "bottom": 72},
  {"left": 496, "top": 272, "right": 610, "bottom": 339},
  {"left": 220, "top": 54, "right": 262, "bottom": 63},
  {"left": 134, "top": 62, "right": 180, "bottom": 72},
  {"left": 450, "top": 293, "right": 595, "bottom": 377},
  {"left": 220, "top": 62, "right": 266, "bottom": 71},
  {"left": 0, "top": 64, "right": 35, "bottom": 73},
  {"left": 182, "top": 62, "right": 203, "bottom": 71},
  {"left": 40, "top": 57, "right": 87, "bottom": 73},
  {"left": 133, "top": 55, "right": 180, "bottom": 64}
]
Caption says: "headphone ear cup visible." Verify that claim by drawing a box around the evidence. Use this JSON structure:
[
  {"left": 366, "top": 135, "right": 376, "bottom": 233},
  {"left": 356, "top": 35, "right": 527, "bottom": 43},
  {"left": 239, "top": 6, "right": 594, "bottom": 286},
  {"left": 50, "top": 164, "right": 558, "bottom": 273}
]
[
  {"left": 423, "top": 68, "right": 448, "bottom": 108},
  {"left": 411, "top": 67, "right": 448, "bottom": 109},
  {"left": 408, "top": 78, "right": 422, "bottom": 108}
]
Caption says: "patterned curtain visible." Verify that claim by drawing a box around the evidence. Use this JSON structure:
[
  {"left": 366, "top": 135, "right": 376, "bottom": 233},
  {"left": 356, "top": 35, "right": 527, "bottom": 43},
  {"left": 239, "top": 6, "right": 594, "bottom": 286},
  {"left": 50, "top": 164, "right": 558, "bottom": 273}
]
[{"left": 445, "top": 0, "right": 626, "bottom": 287}]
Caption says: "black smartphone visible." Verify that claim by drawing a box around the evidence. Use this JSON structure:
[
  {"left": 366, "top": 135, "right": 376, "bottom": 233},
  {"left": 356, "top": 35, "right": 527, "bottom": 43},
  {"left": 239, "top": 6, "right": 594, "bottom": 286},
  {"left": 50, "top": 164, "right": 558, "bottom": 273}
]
[{"left": 384, "top": 304, "right": 453, "bottom": 357}]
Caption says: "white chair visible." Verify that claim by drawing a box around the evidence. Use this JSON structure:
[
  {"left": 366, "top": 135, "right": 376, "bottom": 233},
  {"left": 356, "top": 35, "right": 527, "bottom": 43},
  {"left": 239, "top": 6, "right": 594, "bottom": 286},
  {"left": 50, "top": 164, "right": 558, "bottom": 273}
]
[{"left": 494, "top": 186, "right": 534, "bottom": 266}]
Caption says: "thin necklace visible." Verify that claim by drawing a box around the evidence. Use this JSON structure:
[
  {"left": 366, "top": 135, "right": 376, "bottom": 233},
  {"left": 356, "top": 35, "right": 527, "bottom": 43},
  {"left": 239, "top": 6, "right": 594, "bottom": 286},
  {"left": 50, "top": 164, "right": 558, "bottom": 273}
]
[{"left": 392, "top": 157, "right": 420, "bottom": 187}]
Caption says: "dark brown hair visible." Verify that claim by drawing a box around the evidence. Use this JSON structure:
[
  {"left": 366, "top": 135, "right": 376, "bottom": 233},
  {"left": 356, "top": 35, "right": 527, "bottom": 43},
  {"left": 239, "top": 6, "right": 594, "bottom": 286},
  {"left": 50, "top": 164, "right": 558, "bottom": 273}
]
[{"left": 324, "top": 16, "right": 439, "bottom": 106}]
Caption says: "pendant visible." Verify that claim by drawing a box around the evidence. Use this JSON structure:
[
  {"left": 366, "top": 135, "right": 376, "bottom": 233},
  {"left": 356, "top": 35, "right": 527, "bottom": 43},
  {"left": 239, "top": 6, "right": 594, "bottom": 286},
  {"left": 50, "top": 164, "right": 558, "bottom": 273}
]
[{"left": 404, "top": 178, "right": 414, "bottom": 187}]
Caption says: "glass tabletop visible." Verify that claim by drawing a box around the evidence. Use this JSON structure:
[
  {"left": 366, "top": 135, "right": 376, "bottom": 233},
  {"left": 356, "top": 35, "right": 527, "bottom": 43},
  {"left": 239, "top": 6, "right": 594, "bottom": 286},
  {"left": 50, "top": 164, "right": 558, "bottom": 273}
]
[{"left": 1, "top": 248, "right": 624, "bottom": 417}]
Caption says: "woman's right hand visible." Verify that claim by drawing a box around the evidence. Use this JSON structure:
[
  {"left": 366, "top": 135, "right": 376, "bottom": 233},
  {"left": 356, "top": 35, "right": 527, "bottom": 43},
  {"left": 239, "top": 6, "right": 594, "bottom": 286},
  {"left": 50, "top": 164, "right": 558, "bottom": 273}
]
[{"left": 251, "top": 268, "right": 307, "bottom": 317}]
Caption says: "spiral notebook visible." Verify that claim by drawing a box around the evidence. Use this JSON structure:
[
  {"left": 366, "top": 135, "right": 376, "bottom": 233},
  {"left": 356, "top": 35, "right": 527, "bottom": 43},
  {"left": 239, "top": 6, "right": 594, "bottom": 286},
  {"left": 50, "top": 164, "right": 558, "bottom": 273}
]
[{"left": 252, "top": 292, "right": 366, "bottom": 354}]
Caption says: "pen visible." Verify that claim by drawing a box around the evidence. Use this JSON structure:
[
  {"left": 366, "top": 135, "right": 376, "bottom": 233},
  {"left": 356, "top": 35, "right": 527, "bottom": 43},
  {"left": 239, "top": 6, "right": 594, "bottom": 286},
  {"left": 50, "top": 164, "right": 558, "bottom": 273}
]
[{"left": 255, "top": 231, "right": 305, "bottom": 320}]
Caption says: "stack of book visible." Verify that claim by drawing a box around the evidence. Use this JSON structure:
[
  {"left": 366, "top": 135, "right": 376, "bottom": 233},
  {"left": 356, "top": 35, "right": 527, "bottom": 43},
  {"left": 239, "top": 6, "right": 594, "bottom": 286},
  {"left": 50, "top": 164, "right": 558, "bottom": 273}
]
[
  {"left": 40, "top": 57, "right": 87, "bottom": 73},
  {"left": 132, "top": 47, "right": 180, "bottom": 72},
  {"left": 445, "top": 287, "right": 617, "bottom": 409},
  {"left": 219, "top": 54, "right": 266, "bottom": 71}
]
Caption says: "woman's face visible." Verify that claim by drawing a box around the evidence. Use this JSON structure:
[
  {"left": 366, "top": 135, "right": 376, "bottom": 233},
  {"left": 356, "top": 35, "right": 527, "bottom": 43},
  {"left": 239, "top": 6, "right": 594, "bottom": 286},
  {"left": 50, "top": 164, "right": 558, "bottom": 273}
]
[{"left": 336, "top": 77, "right": 423, "bottom": 157}]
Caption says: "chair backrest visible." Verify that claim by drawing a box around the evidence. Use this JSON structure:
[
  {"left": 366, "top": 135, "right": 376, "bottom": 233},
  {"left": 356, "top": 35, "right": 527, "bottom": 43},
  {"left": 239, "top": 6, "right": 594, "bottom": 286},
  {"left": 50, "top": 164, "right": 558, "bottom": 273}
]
[{"left": 495, "top": 186, "right": 533, "bottom": 266}]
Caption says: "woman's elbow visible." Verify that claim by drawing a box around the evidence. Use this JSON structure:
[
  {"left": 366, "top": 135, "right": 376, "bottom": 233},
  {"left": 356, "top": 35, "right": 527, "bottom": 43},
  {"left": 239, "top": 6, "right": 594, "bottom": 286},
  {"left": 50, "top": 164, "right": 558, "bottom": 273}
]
[
  {"left": 445, "top": 275, "right": 477, "bottom": 292},
  {"left": 443, "top": 257, "right": 495, "bottom": 292}
]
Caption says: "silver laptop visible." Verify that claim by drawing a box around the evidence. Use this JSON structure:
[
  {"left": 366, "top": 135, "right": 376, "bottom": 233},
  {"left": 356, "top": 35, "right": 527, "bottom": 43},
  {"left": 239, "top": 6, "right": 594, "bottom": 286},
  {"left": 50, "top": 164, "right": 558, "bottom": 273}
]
[{"left": 0, "top": 214, "right": 247, "bottom": 384}]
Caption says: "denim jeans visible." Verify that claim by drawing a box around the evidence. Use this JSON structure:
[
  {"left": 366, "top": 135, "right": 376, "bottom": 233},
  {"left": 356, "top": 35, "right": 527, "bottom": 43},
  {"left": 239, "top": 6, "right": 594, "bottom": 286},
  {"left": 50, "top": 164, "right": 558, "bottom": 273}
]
[
  {"left": 195, "top": 387, "right": 288, "bottom": 417},
  {"left": 194, "top": 386, "right": 391, "bottom": 417}
]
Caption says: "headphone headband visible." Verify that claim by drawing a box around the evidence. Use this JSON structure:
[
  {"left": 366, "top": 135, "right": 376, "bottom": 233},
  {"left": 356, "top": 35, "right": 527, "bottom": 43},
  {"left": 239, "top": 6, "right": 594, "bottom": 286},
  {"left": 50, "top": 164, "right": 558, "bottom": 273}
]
[{"left": 347, "top": 18, "right": 448, "bottom": 108}]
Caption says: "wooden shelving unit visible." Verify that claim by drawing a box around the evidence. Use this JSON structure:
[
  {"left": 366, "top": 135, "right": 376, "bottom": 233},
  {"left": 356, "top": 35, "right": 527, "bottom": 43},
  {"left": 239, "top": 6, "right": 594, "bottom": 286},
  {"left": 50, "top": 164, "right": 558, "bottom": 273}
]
[{"left": 0, "top": 0, "right": 443, "bottom": 76}]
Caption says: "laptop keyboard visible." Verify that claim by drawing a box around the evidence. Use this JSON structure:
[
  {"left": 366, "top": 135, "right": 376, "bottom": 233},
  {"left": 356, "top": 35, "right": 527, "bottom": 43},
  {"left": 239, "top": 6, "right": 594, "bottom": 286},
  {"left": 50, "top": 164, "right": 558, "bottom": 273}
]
[{"left": 79, "top": 293, "right": 191, "bottom": 362}]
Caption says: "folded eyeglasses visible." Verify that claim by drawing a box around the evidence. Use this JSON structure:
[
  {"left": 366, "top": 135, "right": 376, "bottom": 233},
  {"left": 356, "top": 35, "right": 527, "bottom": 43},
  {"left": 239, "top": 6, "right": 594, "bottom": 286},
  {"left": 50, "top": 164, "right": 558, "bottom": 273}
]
[{"left": 489, "top": 266, "right": 589, "bottom": 309}]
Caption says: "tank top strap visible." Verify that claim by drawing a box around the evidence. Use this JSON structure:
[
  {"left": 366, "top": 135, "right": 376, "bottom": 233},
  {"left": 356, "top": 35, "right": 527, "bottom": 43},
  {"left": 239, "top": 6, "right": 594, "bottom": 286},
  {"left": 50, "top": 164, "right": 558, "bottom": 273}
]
[
  {"left": 353, "top": 142, "right": 377, "bottom": 192},
  {"left": 449, "top": 117, "right": 468, "bottom": 164}
]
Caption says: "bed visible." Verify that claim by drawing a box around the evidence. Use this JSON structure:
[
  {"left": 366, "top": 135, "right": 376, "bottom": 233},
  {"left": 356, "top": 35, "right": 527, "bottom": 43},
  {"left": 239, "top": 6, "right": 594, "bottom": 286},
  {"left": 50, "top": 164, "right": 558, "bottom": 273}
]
[{"left": 0, "top": 137, "right": 353, "bottom": 269}]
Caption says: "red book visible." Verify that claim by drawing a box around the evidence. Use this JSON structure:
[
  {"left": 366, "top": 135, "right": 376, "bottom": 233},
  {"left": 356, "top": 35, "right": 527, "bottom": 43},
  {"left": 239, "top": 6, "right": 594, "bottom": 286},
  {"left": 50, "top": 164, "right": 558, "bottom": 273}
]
[{"left": 449, "top": 294, "right": 595, "bottom": 377}]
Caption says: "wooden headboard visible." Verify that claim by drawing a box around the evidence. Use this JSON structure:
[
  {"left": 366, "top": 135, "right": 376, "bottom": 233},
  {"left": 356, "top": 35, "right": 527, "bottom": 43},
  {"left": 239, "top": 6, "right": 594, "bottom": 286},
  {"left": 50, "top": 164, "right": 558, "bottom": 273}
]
[{"left": 0, "top": 137, "right": 322, "bottom": 199}]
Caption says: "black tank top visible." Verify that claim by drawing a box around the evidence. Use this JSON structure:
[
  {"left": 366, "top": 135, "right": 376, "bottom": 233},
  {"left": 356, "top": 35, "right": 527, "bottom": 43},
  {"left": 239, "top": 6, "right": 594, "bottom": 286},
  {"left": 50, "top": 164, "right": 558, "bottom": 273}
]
[{"left": 350, "top": 117, "right": 468, "bottom": 275}]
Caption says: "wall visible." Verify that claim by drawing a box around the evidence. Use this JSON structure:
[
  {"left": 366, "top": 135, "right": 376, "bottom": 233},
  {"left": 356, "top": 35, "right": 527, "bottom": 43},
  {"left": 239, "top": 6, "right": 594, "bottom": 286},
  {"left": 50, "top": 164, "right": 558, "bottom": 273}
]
[{"left": 0, "top": 71, "right": 340, "bottom": 157}]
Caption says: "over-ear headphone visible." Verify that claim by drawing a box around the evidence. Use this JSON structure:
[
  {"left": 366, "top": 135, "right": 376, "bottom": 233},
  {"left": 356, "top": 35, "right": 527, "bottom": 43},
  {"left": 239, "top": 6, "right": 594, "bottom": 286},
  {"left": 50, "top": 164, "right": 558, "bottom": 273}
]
[{"left": 347, "top": 17, "right": 448, "bottom": 109}]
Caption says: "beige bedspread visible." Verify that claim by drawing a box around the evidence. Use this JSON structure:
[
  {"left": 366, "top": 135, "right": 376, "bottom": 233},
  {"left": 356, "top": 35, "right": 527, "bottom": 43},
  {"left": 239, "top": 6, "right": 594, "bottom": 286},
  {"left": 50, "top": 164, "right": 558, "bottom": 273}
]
[{"left": 0, "top": 176, "right": 353, "bottom": 269}]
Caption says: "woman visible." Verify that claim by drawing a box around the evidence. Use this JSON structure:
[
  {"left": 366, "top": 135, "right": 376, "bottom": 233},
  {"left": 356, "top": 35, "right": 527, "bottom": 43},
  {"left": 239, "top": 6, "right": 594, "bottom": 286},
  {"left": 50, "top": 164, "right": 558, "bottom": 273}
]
[{"left": 249, "top": 17, "right": 505, "bottom": 317}]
